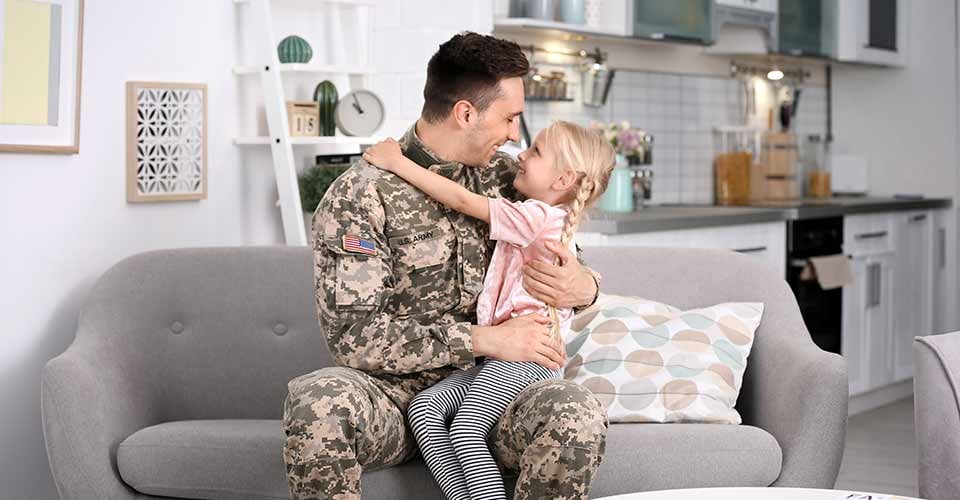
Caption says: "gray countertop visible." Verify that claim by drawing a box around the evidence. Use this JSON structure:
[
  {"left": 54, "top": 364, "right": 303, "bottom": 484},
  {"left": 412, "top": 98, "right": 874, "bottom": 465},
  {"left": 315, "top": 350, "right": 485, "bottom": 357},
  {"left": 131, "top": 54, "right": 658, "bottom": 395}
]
[{"left": 580, "top": 197, "right": 953, "bottom": 234}]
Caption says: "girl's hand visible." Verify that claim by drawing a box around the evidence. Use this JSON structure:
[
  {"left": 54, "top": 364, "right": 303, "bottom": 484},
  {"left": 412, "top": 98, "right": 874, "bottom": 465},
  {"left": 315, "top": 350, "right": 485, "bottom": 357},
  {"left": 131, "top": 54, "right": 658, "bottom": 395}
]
[{"left": 362, "top": 138, "right": 403, "bottom": 172}]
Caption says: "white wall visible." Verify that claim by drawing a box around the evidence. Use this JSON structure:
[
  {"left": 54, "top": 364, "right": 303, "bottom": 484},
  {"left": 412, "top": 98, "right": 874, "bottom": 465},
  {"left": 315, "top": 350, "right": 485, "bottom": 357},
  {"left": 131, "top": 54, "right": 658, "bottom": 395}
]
[
  {"left": 833, "top": 0, "right": 958, "bottom": 198},
  {"left": 0, "top": 1, "right": 490, "bottom": 498}
]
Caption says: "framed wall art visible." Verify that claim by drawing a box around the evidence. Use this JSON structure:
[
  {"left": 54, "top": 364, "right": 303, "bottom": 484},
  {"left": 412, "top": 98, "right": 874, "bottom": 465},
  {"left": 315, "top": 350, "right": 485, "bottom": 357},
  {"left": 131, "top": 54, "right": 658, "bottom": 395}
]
[
  {"left": 126, "top": 81, "right": 208, "bottom": 203},
  {"left": 0, "top": 0, "right": 84, "bottom": 153}
]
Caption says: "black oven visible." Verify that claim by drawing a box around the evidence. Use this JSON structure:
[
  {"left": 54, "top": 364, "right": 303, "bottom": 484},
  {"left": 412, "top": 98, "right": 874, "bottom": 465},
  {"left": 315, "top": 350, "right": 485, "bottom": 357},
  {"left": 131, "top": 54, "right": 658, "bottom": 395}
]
[{"left": 786, "top": 217, "right": 843, "bottom": 355}]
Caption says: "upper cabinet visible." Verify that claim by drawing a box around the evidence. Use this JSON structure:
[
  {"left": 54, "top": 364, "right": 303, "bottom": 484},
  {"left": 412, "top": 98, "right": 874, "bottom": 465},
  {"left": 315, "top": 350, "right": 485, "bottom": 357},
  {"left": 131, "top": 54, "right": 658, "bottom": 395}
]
[
  {"left": 494, "top": 0, "right": 908, "bottom": 67},
  {"left": 777, "top": 0, "right": 906, "bottom": 66},
  {"left": 778, "top": 0, "right": 835, "bottom": 58},
  {"left": 631, "top": 0, "right": 715, "bottom": 44},
  {"left": 833, "top": 0, "right": 908, "bottom": 67},
  {"left": 716, "top": 0, "right": 777, "bottom": 14}
]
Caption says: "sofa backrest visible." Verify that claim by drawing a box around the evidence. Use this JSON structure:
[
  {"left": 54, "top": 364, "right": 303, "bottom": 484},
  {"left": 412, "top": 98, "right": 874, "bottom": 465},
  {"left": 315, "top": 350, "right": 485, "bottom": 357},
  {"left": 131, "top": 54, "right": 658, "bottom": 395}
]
[
  {"left": 76, "top": 246, "right": 331, "bottom": 421},
  {"left": 76, "top": 245, "right": 802, "bottom": 423}
]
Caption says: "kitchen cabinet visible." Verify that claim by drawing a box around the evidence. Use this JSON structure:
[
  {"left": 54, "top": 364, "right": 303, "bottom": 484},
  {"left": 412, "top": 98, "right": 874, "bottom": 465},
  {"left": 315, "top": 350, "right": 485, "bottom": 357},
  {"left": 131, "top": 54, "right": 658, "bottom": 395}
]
[
  {"left": 843, "top": 250, "right": 895, "bottom": 396},
  {"left": 832, "top": 0, "right": 908, "bottom": 66},
  {"left": 893, "top": 211, "right": 933, "bottom": 381},
  {"left": 843, "top": 210, "right": 945, "bottom": 396},
  {"left": 843, "top": 213, "right": 897, "bottom": 396},
  {"left": 493, "top": 0, "right": 632, "bottom": 37},
  {"left": 932, "top": 209, "right": 955, "bottom": 336},
  {"left": 576, "top": 221, "right": 786, "bottom": 279},
  {"left": 716, "top": 0, "right": 777, "bottom": 14},
  {"left": 778, "top": 0, "right": 836, "bottom": 58},
  {"left": 864, "top": 253, "right": 896, "bottom": 390},
  {"left": 631, "top": 0, "right": 714, "bottom": 44},
  {"left": 843, "top": 255, "right": 868, "bottom": 395}
]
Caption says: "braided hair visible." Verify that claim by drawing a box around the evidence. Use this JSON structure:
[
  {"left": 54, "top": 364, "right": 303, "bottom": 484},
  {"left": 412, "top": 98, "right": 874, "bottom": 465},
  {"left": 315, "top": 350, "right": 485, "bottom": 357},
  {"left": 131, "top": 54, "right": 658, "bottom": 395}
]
[{"left": 541, "top": 121, "right": 617, "bottom": 340}]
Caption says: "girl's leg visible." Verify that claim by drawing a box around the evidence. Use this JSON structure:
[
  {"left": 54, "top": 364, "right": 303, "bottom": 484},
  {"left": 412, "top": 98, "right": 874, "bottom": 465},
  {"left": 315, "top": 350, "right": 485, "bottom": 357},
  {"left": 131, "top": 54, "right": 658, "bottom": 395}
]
[
  {"left": 408, "top": 367, "right": 479, "bottom": 500},
  {"left": 449, "top": 360, "right": 561, "bottom": 500}
]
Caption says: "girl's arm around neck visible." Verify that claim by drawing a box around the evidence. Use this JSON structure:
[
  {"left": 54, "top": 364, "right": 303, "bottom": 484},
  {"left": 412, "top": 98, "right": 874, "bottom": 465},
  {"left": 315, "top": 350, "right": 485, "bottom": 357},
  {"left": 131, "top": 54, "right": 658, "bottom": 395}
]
[{"left": 363, "top": 139, "right": 491, "bottom": 222}]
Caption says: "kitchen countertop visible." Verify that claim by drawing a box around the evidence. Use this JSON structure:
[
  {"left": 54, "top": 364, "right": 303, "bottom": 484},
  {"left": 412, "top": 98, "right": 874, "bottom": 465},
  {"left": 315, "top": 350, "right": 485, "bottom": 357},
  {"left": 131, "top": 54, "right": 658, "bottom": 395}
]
[{"left": 580, "top": 197, "right": 953, "bottom": 234}]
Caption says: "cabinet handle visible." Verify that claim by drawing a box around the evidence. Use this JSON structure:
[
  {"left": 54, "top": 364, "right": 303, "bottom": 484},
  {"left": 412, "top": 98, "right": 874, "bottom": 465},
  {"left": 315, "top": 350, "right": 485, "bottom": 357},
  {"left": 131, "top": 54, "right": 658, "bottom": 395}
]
[
  {"left": 867, "top": 262, "right": 881, "bottom": 308},
  {"left": 940, "top": 228, "right": 947, "bottom": 269},
  {"left": 855, "top": 231, "right": 889, "bottom": 240},
  {"left": 734, "top": 246, "right": 767, "bottom": 254},
  {"left": 910, "top": 214, "right": 928, "bottom": 223}
]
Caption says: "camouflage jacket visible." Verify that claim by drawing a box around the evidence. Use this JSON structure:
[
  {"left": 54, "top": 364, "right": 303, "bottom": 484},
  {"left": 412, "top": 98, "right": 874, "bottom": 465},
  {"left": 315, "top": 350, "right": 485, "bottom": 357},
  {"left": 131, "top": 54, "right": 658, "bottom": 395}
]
[{"left": 312, "top": 123, "right": 521, "bottom": 397}]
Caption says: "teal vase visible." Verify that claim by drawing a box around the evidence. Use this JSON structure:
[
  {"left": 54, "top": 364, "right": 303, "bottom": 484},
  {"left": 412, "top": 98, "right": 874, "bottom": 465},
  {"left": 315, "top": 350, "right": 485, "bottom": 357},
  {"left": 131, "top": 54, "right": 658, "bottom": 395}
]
[
  {"left": 599, "top": 161, "right": 634, "bottom": 212},
  {"left": 313, "top": 81, "right": 338, "bottom": 136},
  {"left": 278, "top": 35, "right": 312, "bottom": 63}
]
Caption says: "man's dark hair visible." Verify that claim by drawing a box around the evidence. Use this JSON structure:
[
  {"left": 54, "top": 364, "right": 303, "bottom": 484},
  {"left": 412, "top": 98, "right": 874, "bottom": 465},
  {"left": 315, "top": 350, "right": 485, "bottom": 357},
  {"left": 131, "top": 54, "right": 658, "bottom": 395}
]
[{"left": 421, "top": 32, "right": 529, "bottom": 123}]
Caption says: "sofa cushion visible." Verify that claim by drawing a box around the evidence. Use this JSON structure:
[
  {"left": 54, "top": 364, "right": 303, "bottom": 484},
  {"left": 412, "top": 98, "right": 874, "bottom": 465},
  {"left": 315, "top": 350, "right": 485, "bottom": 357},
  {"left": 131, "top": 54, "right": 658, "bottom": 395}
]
[
  {"left": 591, "top": 422, "right": 782, "bottom": 497},
  {"left": 118, "top": 420, "right": 445, "bottom": 500},
  {"left": 566, "top": 294, "right": 764, "bottom": 424},
  {"left": 117, "top": 419, "right": 780, "bottom": 499}
]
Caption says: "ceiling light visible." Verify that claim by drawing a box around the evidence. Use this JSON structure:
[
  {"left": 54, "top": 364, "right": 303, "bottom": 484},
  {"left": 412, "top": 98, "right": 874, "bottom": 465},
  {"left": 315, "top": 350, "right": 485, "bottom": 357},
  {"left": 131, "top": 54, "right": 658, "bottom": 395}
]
[{"left": 767, "top": 69, "right": 784, "bottom": 81}]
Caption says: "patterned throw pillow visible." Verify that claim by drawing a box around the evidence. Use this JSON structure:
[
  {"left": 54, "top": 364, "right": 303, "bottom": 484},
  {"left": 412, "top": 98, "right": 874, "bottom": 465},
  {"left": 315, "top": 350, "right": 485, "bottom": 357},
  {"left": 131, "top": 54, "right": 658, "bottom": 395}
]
[{"left": 564, "top": 294, "right": 764, "bottom": 424}]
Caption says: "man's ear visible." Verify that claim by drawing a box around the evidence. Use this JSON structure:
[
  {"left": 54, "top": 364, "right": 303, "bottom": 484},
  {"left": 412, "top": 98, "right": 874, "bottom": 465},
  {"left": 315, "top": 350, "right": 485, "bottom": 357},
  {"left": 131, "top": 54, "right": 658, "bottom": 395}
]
[
  {"left": 452, "top": 100, "right": 475, "bottom": 129},
  {"left": 553, "top": 170, "right": 580, "bottom": 192}
]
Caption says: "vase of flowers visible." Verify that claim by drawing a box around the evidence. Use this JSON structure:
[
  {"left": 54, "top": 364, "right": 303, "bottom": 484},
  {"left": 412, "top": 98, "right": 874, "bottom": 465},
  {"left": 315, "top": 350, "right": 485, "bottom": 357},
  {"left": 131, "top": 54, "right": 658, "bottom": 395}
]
[
  {"left": 591, "top": 120, "right": 647, "bottom": 165},
  {"left": 592, "top": 121, "right": 651, "bottom": 212}
]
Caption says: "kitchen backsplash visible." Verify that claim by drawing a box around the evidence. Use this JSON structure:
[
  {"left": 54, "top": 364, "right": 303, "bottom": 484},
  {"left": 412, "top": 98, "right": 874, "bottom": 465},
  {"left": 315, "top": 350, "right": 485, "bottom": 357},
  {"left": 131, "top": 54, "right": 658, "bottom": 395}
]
[{"left": 523, "top": 69, "right": 828, "bottom": 205}]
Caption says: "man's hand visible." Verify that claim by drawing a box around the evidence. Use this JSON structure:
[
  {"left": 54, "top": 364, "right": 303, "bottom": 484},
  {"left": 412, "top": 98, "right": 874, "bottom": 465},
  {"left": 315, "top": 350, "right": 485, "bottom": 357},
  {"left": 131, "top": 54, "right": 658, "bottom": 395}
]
[
  {"left": 522, "top": 240, "right": 598, "bottom": 309},
  {"left": 362, "top": 138, "right": 404, "bottom": 172},
  {"left": 472, "top": 314, "right": 566, "bottom": 371}
]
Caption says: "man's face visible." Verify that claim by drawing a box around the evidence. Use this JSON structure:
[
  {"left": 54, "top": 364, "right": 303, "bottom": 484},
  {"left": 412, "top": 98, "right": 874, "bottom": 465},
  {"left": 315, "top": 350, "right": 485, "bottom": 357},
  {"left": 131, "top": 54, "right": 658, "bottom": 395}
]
[{"left": 465, "top": 77, "right": 524, "bottom": 166}]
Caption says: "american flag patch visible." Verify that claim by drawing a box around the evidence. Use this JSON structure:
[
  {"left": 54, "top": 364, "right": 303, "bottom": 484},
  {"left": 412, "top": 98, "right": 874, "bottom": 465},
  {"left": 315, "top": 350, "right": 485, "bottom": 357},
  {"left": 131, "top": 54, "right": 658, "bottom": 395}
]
[{"left": 342, "top": 235, "right": 377, "bottom": 256}]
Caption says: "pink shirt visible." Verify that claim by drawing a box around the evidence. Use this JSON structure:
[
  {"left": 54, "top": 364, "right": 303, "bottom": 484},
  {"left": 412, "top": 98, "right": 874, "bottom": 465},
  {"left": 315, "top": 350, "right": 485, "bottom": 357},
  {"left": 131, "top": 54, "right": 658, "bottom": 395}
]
[{"left": 476, "top": 198, "right": 574, "bottom": 340}]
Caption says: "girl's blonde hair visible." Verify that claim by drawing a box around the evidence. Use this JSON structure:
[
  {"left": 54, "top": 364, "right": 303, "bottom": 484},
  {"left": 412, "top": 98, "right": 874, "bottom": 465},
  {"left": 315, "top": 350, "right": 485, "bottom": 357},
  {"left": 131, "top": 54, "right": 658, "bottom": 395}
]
[{"left": 540, "top": 120, "right": 616, "bottom": 340}]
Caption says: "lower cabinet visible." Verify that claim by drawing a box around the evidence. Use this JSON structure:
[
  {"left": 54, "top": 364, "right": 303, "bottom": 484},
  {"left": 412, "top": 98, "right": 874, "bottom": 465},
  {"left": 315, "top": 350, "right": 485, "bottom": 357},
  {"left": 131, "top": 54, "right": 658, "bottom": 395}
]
[
  {"left": 843, "top": 209, "right": 947, "bottom": 397},
  {"left": 576, "top": 221, "right": 787, "bottom": 279},
  {"left": 843, "top": 252, "right": 895, "bottom": 396},
  {"left": 893, "top": 211, "right": 933, "bottom": 382}
]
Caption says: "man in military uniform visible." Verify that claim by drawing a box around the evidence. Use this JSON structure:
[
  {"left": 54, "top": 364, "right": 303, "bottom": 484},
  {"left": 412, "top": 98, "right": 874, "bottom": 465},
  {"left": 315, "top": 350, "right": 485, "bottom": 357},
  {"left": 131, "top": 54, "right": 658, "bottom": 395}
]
[{"left": 283, "top": 32, "right": 607, "bottom": 500}]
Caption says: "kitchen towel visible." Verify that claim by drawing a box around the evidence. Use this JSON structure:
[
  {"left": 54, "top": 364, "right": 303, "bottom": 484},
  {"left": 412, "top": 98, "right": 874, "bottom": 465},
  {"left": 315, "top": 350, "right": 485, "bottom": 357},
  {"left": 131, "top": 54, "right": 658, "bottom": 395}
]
[{"left": 805, "top": 254, "right": 853, "bottom": 290}]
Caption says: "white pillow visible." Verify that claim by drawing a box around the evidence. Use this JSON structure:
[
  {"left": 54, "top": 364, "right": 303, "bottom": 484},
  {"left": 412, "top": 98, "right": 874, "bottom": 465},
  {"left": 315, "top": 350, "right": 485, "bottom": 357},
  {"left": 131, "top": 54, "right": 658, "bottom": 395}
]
[{"left": 564, "top": 294, "right": 763, "bottom": 424}]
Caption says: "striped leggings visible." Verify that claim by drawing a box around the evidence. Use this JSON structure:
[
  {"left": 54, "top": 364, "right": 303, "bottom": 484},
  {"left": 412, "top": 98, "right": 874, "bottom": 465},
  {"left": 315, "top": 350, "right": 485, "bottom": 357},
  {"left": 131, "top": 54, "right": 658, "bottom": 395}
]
[{"left": 408, "top": 359, "right": 562, "bottom": 500}]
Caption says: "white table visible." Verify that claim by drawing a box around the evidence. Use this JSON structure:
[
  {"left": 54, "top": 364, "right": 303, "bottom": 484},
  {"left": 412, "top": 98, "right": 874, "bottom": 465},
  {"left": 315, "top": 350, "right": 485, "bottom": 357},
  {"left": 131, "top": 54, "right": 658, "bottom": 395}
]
[{"left": 595, "top": 487, "right": 922, "bottom": 500}]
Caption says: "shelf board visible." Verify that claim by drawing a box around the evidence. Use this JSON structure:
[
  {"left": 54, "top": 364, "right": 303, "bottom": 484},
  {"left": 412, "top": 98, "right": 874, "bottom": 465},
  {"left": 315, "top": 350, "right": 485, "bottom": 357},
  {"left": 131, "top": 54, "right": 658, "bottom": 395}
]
[
  {"left": 233, "top": 63, "right": 374, "bottom": 75},
  {"left": 234, "top": 0, "right": 376, "bottom": 6},
  {"left": 234, "top": 136, "right": 381, "bottom": 146},
  {"left": 493, "top": 17, "right": 626, "bottom": 39}
]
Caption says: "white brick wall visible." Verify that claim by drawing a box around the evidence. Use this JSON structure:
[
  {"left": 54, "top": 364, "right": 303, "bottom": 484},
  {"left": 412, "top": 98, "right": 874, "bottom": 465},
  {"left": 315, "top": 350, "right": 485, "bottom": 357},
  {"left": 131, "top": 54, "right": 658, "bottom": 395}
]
[
  {"left": 370, "top": 0, "right": 493, "bottom": 138},
  {"left": 526, "top": 70, "right": 828, "bottom": 205}
]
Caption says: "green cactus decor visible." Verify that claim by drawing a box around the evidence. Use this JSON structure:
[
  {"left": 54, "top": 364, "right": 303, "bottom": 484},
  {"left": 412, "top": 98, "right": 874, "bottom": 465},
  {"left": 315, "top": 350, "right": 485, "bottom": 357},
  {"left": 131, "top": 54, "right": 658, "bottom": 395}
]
[
  {"left": 277, "top": 35, "right": 312, "bottom": 64},
  {"left": 313, "top": 81, "right": 338, "bottom": 136}
]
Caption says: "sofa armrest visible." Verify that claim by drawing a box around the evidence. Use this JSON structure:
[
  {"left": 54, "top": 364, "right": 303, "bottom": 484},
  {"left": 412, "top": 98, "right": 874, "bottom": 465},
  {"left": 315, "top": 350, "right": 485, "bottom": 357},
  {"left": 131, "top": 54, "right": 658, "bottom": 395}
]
[
  {"left": 742, "top": 332, "right": 848, "bottom": 488},
  {"left": 914, "top": 335, "right": 960, "bottom": 500},
  {"left": 42, "top": 334, "right": 159, "bottom": 500}
]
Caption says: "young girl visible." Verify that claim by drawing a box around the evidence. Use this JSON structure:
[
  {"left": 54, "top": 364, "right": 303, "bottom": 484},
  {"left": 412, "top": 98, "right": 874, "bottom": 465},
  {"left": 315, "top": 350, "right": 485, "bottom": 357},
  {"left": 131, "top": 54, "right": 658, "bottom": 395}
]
[{"left": 362, "top": 120, "right": 615, "bottom": 500}]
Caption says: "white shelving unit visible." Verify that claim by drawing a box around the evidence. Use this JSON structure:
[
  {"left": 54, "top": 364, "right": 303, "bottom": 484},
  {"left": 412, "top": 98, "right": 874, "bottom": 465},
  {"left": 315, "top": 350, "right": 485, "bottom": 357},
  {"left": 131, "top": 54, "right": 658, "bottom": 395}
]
[{"left": 233, "top": 0, "right": 377, "bottom": 246}]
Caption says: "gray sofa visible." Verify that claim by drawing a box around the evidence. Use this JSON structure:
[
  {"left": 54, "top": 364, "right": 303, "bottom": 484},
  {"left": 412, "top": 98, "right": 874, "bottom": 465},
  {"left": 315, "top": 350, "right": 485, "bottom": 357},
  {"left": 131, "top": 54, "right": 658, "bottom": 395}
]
[
  {"left": 42, "top": 246, "right": 848, "bottom": 500},
  {"left": 913, "top": 331, "right": 960, "bottom": 500}
]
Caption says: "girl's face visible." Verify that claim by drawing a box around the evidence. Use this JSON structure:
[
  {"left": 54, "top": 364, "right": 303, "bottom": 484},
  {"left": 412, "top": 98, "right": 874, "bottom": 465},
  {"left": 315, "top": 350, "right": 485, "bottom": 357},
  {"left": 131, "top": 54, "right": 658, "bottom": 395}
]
[{"left": 516, "top": 132, "right": 567, "bottom": 203}]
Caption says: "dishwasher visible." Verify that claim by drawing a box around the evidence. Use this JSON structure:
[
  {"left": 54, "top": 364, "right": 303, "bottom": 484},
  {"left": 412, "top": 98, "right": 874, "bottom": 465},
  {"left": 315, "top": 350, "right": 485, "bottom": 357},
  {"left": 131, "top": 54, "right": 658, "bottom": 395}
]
[{"left": 786, "top": 216, "right": 844, "bottom": 355}]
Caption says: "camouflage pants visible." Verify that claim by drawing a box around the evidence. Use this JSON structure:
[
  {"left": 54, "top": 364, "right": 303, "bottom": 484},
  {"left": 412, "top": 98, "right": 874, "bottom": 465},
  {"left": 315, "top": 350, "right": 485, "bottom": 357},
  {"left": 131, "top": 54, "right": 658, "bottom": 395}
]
[{"left": 282, "top": 366, "right": 607, "bottom": 500}]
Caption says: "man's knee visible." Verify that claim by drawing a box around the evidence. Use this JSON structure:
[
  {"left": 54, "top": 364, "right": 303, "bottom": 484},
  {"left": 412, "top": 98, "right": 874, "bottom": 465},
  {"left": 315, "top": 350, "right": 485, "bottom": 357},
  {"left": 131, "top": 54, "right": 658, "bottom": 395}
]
[
  {"left": 518, "top": 379, "right": 608, "bottom": 450},
  {"left": 283, "top": 367, "right": 369, "bottom": 465}
]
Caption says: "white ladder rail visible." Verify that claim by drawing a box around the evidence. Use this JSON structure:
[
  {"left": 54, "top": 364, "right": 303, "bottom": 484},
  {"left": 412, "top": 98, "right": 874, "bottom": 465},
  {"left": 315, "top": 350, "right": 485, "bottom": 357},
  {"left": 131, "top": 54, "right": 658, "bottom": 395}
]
[{"left": 246, "top": 0, "right": 308, "bottom": 246}]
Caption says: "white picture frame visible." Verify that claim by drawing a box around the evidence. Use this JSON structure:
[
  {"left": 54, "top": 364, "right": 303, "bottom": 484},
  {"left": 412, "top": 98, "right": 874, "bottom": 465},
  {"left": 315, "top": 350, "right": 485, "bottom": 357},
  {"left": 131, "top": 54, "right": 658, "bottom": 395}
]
[{"left": 0, "top": 0, "right": 84, "bottom": 154}]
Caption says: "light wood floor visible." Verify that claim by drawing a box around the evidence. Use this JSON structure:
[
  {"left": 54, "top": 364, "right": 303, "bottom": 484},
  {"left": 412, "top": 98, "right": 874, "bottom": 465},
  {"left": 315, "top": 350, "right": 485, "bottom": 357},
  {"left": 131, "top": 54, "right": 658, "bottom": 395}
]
[{"left": 835, "top": 397, "right": 918, "bottom": 497}]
